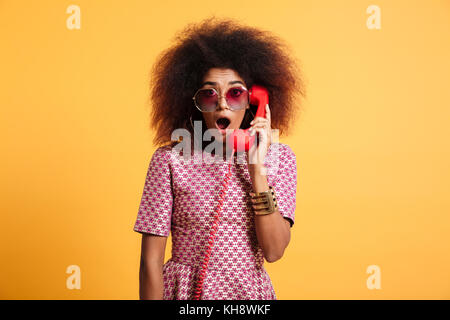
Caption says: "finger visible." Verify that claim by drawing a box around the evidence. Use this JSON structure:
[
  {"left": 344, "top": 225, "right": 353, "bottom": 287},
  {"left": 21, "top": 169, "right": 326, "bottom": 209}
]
[
  {"left": 250, "top": 116, "right": 267, "bottom": 124},
  {"left": 251, "top": 122, "right": 270, "bottom": 130},
  {"left": 250, "top": 117, "right": 269, "bottom": 126},
  {"left": 250, "top": 126, "right": 267, "bottom": 137},
  {"left": 248, "top": 133, "right": 258, "bottom": 153},
  {"left": 265, "top": 104, "right": 271, "bottom": 121},
  {"left": 266, "top": 104, "right": 271, "bottom": 128},
  {"left": 249, "top": 123, "right": 268, "bottom": 135},
  {"left": 251, "top": 125, "right": 272, "bottom": 145},
  {"left": 249, "top": 122, "right": 268, "bottom": 131},
  {"left": 251, "top": 124, "right": 269, "bottom": 132}
]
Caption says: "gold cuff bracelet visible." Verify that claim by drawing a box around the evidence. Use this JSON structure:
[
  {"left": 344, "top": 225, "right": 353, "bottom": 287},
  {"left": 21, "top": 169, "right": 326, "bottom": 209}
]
[{"left": 249, "top": 186, "right": 278, "bottom": 216}]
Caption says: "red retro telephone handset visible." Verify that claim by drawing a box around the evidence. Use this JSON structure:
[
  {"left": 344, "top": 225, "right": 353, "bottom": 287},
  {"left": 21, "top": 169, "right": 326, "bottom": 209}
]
[
  {"left": 192, "top": 85, "right": 269, "bottom": 300},
  {"left": 227, "top": 84, "right": 269, "bottom": 153}
]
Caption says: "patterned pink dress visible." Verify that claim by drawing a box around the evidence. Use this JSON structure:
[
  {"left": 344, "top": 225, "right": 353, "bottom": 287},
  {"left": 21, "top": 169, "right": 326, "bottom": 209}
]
[{"left": 133, "top": 142, "right": 297, "bottom": 300}]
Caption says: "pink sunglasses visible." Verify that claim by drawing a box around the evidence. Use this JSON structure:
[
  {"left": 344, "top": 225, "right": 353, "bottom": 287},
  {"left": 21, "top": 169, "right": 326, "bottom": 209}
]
[{"left": 192, "top": 86, "right": 250, "bottom": 112}]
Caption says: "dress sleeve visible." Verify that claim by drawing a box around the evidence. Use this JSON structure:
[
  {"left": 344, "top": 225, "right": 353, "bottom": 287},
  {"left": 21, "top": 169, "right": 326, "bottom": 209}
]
[
  {"left": 271, "top": 144, "right": 297, "bottom": 228},
  {"left": 133, "top": 146, "right": 173, "bottom": 237}
]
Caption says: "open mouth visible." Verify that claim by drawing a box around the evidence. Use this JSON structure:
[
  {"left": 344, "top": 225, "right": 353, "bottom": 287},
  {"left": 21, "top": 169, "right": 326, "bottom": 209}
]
[{"left": 215, "top": 117, "right": 231, "bottom": 130}]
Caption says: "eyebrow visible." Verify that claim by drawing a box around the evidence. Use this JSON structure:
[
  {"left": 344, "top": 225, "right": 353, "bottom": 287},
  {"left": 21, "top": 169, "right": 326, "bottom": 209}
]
[{"left": 201, "top": 80, "right": 245, "bottom": 86}]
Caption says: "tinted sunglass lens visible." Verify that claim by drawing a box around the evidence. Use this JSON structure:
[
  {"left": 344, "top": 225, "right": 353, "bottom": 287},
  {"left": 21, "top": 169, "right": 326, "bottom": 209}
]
[
  {"left": 195, "top": 89, "right": 217, "bottom": 112},
  {"left": 226, "top": 87, "right": 248, "bottom": 110}
]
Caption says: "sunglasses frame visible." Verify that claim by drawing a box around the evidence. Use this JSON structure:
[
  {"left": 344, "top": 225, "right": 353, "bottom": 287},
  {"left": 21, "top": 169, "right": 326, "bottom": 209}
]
[{"left": 192, "top": 85, "right": 251, "bottom": 113}]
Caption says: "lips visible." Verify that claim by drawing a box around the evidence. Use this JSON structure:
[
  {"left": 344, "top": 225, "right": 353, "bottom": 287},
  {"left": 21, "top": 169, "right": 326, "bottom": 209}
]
[{"left": 216, "top": 117, "right": 231, "bottom": 129}]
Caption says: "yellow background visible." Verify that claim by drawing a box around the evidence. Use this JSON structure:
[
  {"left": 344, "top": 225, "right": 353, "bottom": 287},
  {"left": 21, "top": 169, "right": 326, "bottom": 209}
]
[{"left": 1, "top": 0, "right": 449, "bottom": 299}]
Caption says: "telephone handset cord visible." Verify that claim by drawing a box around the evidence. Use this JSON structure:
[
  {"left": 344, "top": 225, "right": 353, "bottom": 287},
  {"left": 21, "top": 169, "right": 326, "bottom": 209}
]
[{"left": 192, "top": 154, "right": 234, "bottom": 300}]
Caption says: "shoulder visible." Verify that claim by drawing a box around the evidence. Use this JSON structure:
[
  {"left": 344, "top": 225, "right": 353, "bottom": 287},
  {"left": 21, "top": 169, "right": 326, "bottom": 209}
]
[
  {"left": 267, "top": 143, "right": 296, "bottom": 162},
  {"left": 264, "top": 143, "right": 296, "bottom": 178},
  {"left": 151, "top": 144, "right": 175, "bottom": 163}
]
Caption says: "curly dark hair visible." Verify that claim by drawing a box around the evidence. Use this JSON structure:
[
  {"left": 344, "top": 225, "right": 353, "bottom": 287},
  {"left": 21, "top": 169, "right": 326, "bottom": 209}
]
[{"left": 148, "top": 16, "right": 305, "bottom": 147}]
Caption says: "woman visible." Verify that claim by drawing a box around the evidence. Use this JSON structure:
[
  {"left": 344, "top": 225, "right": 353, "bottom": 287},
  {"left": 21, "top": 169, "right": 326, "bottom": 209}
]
[{"left": 134, "top": 17, "right": 304, "bottom": 300}]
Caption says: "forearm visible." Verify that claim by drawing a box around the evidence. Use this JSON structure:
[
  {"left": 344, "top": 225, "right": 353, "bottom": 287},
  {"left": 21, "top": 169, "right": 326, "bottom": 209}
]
[
  {"left": 250, "top": 164, "right": 290, "bottom": 262},
  {"left": 139, "top": 258, "right": 164, "bottom": 300}
]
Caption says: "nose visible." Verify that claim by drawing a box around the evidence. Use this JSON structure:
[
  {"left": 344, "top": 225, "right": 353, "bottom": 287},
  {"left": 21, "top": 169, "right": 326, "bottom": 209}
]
[{"left": 217, "top": 94, "right": 229, "bottom": 111}]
